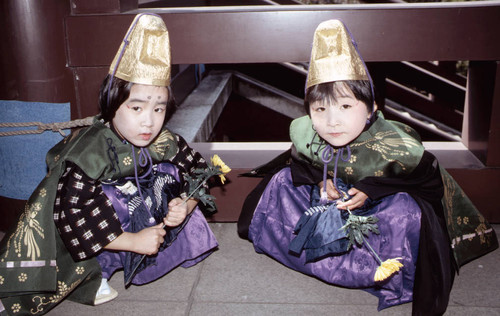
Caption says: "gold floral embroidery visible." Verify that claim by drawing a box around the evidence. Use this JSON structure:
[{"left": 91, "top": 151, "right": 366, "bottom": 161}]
[
  {"left": 39, "top": 188, "right": 47, "bottom": 198},
  {"left": 31, "top": 280, "right": 81, "bottom": 315},
  {"left": 123, "top": 156, "right": 132, "bottom": 166},
  {"left": 54, "top": 155, "right": 60, "bottom": 162},
  {"left": 345, "top": 167, "right": 353, "bottom": 175},
  {"left": 457, "top": 216, "right": 462, "bottom": 225},
  {"left": 374, "top": 170, "right": 384, "bottom": 177},
  {"left": 463, "top": 217, "right": 469, "bottom": 225},
  {"left": 11, "top": 303, "right": 21, "bottom": 313},
  {"left": 75, "top": 266, "right": 85, "bottom": 275},
  {"left": 0, "top": 275, "right": 4, "bottom": 284},
  {"left": 348, "top": 155, "right": 357, "bottom": 163},
  {"left": 151, "top": 130, "right": 174, "bottom": 155},
  {"left": 18, "top": 273, "right": 27, "bottom": 282}
]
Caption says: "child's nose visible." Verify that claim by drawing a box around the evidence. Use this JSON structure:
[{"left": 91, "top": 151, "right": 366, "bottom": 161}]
[
  {"left": 141, "top": 112, "right": 154, "bottom": 127},
  {"left": 327, "top": 110, "right": 341, "bottom": 126}
]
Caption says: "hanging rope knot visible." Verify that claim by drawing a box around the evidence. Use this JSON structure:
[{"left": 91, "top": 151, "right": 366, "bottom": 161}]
[
  {"left": 320, "top": 145, "right": 352, "bottom": 204},
  {"left": 138, "top": 148, "right": 150, "bottom": 167},
  {"left": 37, "top": 122, "right": 66, "bottom": 136},
  {"left": 131, "top": 145, "right": 155, "bottom": 224},
  {"left": 0, "top": 116, "right": 94, "bottom": 137}
]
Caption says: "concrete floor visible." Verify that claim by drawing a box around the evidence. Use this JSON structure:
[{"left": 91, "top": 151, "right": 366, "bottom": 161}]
[{"left": 39, "top": 223, "right": 499, "bottom": 316}]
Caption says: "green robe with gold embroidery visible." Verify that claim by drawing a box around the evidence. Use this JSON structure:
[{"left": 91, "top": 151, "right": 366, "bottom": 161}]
[{"left": 0, "top": 117, "right": 180, "bottom": 315}]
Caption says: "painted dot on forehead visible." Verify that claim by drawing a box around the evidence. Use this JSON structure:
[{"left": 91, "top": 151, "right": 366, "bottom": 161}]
[{"left": 147, "top": 96, "right": 152, "bottom": 100}]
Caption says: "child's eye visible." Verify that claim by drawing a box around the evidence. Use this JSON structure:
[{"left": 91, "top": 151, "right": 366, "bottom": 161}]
[
  {"left": 341, "top": 104, "right": 352, "bottom": 110},
  {"left": 155, "top": 107, "right": 166, "bottom": 113},
  {"left": 131, "top": 106, "right": 142, "bottom": 112},
  {"left": 313, "top": 106, "right": 325, "bottom": 112}
]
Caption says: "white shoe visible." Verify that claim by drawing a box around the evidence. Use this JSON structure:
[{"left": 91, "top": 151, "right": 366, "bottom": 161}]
[{"left": 94, "top": 278, "right": 118, "bottom": 305}]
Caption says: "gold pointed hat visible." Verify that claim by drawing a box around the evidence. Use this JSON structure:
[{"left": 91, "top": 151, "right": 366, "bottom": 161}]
[
  {"left": 109, "top": 13, "right": 171, "bottom": 86},
  {"left": 306, "top": 20, "right": 369, "bottom": 89}
]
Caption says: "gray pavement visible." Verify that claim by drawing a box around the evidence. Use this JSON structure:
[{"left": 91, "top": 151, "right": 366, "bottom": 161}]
[{"left": 43, "top": 223, "right": 500, "bottom": 316}]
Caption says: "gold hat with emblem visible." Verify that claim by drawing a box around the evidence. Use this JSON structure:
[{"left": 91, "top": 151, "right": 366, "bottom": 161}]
[
  {"left": 306, "top": 19, "right": 369, "bottom": 89},
  {"left": 109, "top": 13, "right": 171, "bottom": 86}
]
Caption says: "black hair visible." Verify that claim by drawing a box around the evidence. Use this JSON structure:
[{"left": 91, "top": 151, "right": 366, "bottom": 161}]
[
  {"left": 98, "top": 74, "right": 177, "bottom": 124},
  {"left": 304, "top": 80, "right": 374, "bottom": 115}
]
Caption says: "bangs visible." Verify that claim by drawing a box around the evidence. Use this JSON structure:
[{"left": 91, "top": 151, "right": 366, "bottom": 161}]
[{"left": 305, "top": 80, "right": 373, "bottom": 114}]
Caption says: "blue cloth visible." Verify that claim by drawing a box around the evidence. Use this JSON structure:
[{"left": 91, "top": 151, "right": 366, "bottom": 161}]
[
  {"left": 0, "top": 100, "right": 70, "bottom": 200},
  {"left": 290, "top": 181, "right": 379, "bottom": 262}
]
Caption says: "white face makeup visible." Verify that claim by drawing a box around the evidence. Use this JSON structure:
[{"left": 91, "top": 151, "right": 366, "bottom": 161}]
[
  {"left": 309, "top": 86, "right": 370, "bottom": 147},
  {"left": 112, "top": 84, "right": 168, "bottom": 147}
]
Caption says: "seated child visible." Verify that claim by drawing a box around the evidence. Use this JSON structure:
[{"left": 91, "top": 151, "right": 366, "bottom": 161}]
[
  {"left": 0, "top": 13, "right": 218, "bottom": 315},
  {"left": 238, "top": 19, "right": 498, "bottom": 315}
]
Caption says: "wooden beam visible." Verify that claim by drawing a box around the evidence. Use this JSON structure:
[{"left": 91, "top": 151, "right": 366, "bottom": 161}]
[{"left": 65, "top": 3, "right": 500, "bottom": 66}]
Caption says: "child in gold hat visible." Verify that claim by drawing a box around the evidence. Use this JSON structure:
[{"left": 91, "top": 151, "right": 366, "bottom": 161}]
[
  {"left": 0, "top": 13, "right": 218, "bottom": 315},
  {"left": 238, "top": 19, "right": 497, "bottom": 315}
]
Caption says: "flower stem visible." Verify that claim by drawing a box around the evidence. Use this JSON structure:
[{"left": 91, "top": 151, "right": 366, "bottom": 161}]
[
  {"left": 184, "top": 178, "right": 208, "bottom": 202},
  {"left": 361, "top": 234, "right": 383, "bottom": 265}
]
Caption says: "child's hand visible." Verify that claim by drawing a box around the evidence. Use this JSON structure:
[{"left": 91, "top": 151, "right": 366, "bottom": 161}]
[
  {"left": 319, "top": 179, "right": 340, "bottom": 200},
  {"left": 336, "top": 188, "right": 368, "bottom": 210},
  {"left": 164, "top": 197, "right": 189, "bottom": 227},
  {"left": 132, "top": 223, "right": 166, "bottom": 255}
]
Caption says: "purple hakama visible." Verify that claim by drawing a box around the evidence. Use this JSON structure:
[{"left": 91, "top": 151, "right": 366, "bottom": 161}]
[
  {"left": 248, "top": 167, "right": 421, "bottom": 310},
  {"left": 97, "top": 163, "right": 218, "bottom": 285}
]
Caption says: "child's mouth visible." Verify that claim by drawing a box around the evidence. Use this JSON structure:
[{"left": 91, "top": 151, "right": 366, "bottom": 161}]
[
  {"left": 329, "top": 132, "right": 343, "bottom": 137},
  {"left": 140, "top": 133, "right": 152, "bottom": 140}
]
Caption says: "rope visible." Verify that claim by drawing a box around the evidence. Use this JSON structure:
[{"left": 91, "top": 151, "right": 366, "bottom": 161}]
[{"left": 0, "top": 116, "right": 94, "bottom": 137}]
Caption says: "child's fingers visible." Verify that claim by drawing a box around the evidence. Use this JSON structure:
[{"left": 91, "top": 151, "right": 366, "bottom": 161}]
[
  {"left": 320, "top": 180, "right": 340, "bottom": 200},
  {"left": 164, "top": 211, "right": 185, "bottom": 227},
  {"left": 168, "top": 197, "right": 183, "bottom": 207},
  {"left": 348, "top": 187, "right": 361, "bottom": 195},
  {"left": 337, "top": 194, "right": 366, "bottom": 210},
  {"left": 163, "top": 217, "right": 178, "bottom": 227},
  {"left": 325, "top": 181, "right": 339, "bottom": 199}
]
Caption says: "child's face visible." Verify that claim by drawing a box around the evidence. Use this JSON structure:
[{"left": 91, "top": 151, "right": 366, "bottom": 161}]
[
  {"left": 112, "top": 84, "right": 168, "bottom": 147},
  {"left": 309, "top": 87, "right": 370, "bottom": 147}
]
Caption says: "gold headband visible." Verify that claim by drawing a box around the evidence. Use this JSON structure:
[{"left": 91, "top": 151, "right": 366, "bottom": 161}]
[
  {"left": 306, "top": 20, "right": 369, "bottom": 89},
  {"left": 109, "top": 14, "right": 171, "bottom": 87}
]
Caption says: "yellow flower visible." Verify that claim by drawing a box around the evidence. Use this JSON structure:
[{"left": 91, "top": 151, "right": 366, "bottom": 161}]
[
  {"left": 211, "top": 155, "right": 231, "bottom": 184},
  {"left": 374, "top": 258, "right": 403, "bottom": 282}
]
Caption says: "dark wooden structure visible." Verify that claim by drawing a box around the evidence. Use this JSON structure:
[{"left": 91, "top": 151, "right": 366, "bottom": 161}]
[{"left": 1, "top": 0, "right": 499, "bottom": 227}]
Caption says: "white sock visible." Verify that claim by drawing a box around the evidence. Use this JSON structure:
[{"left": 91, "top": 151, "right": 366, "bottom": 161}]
[{"left": 96, "top": 278, "right": 111, "bottom": 296}]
